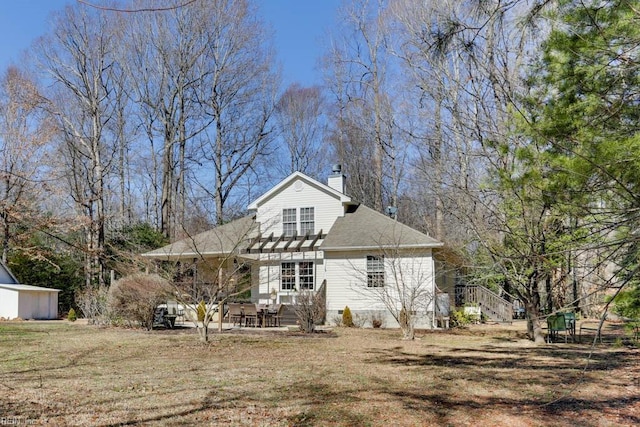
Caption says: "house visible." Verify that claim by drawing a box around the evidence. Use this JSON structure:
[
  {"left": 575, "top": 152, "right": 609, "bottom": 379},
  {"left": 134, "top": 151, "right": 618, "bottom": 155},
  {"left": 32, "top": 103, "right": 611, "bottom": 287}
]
[
  {"left": 143, "top": 167, "right": 443, "bottom": 328},
  {"left": 0, "top": 261, "right": 60, "bottom": 320}
]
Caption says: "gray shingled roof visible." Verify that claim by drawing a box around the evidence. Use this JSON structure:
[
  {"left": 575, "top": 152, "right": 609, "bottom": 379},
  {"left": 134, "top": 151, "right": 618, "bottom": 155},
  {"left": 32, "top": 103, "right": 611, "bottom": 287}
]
[
  {"left": 320, "top": 205, "right": 442, "bottom": 251},
  {"left": 142, "top": 215, "right": 258, "bottom": 260}
]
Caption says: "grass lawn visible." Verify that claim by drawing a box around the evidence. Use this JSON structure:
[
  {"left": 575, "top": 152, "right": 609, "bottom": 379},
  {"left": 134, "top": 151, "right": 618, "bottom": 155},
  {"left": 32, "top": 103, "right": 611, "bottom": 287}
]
[{"left": 0, "top": 320, "right": 638, "bottom": 426}]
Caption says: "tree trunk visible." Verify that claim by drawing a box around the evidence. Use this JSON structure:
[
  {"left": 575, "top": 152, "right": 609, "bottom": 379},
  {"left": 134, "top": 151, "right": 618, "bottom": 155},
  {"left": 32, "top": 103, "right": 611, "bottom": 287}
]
[
  {"left": 525, "top": 288, "right": 546, "bottom": 344},
  {"left": 198, "top": 323, "right": 209, "bottom": 343}
]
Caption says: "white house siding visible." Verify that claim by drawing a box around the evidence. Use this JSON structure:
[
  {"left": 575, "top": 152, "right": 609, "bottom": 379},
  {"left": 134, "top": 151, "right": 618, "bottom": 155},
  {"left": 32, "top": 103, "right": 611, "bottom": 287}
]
[
  {"left": 253, "top": 251, "right": 326, "bottom": 305},
  {"left": 255, "top": 178, "right": 345, "bottom": 236},
  {"left": 0, "top": 288, "right": 19, "bottom": 319},
  {"left": 323, "top": 249, "right": 436, "bottom": 329}
]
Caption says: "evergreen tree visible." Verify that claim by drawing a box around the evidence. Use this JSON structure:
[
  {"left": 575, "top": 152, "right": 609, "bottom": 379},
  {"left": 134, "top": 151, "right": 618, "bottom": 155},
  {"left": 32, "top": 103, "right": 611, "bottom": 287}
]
[{"left": 522, "top": 0, "right": 640, "bottom": 324}]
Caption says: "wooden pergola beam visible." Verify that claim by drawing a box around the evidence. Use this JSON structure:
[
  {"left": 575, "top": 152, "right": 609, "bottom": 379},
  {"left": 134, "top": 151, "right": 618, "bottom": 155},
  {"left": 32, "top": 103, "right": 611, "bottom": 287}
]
[
  {"left": 308, "top": 229, "right": 323, "bottom": 250},
  {"left": 246, "top": 232, "right": 262, "bottom": 253},
  {"left": 259, "top": 232, "right": 274, "bottom": 251},
  {"left": 270, "top": 233, "right": 285, "bottom": 252},
  {"left": 283, "top": 231, "right": 297, "bottom": 251},
  {"left": 296, "top": 231, "right": 310, "bottom": 252}
]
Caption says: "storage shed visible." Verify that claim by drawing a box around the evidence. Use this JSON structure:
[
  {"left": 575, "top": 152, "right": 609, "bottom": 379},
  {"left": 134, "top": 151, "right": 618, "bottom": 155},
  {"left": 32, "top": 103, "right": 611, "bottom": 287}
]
[{"left": 0, "top": 262, "right": 60, "bottom": 320}]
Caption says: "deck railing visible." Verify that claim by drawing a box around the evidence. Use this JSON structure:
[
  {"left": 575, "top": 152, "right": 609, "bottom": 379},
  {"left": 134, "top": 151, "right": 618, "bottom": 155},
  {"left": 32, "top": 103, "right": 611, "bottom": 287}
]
[{"left": 463, "top": 285, "right": 513, "bottom": 322}]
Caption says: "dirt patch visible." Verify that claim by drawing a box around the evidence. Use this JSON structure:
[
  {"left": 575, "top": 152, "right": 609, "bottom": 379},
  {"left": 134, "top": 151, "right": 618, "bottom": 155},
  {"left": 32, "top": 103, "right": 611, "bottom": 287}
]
[{"left": 0, "top": 321, "right": 638, "bottom": 426}]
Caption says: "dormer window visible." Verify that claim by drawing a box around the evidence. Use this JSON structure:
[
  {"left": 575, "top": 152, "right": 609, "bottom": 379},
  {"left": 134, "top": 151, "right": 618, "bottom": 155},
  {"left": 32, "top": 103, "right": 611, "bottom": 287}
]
[{"left": 282, "top": 207, "right": 315, "bottom": 236}]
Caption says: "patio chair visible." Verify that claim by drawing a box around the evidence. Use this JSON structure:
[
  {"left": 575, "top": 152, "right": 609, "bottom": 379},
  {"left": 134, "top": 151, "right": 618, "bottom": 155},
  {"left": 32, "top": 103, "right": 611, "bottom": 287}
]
[
  {"left": 272, "top": 304, "right": 285, "bottom": 327},
  {"left": 547, "top": 314, "right": 568, "bottom": 343},
  {"left": 153, "top": 307, "right": 167, "bottom": 327},
  {"left": 228, "top": 303, "right": 244, "bottom": 326},
  {"left": 562, "top": 312, "right": 576, "bottom": 342},
  {"left": 243, "top": 304, "right": 258, "bottom": 327}
]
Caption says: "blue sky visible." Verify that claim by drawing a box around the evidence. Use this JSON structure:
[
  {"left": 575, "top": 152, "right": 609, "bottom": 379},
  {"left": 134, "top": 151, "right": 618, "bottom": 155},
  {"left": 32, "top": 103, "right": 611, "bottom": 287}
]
[{"left": 0, "top": 0, "right": 342, "bottom": 86}]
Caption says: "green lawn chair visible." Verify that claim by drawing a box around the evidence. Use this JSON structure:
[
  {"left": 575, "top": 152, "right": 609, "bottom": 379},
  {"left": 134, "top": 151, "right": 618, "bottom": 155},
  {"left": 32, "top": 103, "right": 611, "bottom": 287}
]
[
  {"left": 562, "top": 312, "right": 576, "bottom": 342},
  {"left": 547, "top": 314, "right": 568, "bottom": 343}
]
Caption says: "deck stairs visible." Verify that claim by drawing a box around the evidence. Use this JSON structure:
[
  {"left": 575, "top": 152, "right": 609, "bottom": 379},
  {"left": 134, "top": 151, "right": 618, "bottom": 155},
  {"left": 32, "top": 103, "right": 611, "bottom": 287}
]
[{"left": 462, "top": 285, "right": 513, "bottom": 323}]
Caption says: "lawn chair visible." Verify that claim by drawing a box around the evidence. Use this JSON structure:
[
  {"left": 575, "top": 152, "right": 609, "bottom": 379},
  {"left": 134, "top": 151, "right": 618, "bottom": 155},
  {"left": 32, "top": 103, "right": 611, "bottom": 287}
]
[
  {"left": 547, "top": 314, "right": 568, "bottom": 343},
  {"left": 562, "top": 312, "right": 576, "bottom": 342},
  {"left": 272, "top": 304, "right": 285, "bottom": 327},
  {"left": 228, "top": 303, "right": 244, "bottom": 326},
  {"left": 243, "top": 304, "right": 258, "bottom": 327}
]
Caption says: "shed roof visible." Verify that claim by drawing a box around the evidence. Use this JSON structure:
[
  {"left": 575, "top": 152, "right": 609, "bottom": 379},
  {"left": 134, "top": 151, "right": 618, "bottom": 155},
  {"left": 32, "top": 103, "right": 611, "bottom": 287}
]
[
  {"left": 0, "top": 261, "right": 19, "bottom": 284},
  {"left": 142, "top": 215, "right": 258, "bottom": 260},
  {"left": 320, "top": 204, "right": 443, "bottom": 251},
  {"left": 0, "top": 284, "right": 60, "bottom": 292}
]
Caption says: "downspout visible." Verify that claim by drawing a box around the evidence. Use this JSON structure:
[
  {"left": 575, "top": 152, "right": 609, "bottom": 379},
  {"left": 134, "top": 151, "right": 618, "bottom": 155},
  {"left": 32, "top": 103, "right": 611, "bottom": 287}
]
[{"left": 431, "top": 253, "right": 436, "bottom": 329}]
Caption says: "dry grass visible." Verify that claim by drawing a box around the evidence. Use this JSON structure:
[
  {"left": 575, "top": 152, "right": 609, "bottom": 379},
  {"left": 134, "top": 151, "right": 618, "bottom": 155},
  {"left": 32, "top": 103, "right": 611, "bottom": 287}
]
[{"left": 0, "top": 321, "right": 638, "bottom": 426}]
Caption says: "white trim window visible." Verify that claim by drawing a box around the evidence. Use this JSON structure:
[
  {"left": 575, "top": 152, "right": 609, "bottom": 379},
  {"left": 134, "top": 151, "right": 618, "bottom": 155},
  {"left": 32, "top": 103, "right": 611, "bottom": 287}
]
[
  {"left": 281, "top": 262, "right": 296, "bottom": 290},
  {"left": 281, "top": 261, "right": 315, "bottom": 291},
  {"left": 299, "top": 207, "right": 315, "bottom": 235},
  {"left": 282, "top": 207, "right": 315, "bottom": 236},
  {"left": 282, "top": 208, "right": 297, "bottom": 237},
  {"left": 367, "top": 255, "right": 385, "bottom": 287}
]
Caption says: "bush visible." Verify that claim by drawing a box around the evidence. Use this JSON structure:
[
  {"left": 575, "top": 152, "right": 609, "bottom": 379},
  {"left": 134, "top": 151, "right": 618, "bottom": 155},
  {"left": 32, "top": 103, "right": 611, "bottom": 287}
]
[
  {"left": 450, "top": 308, "right": 475, "bottom": 327},
  {"left": 293, "top": 290, "right": 326, "bottom": 333},
  {"left": 197, "top": 300, "right": 206, "bottom": 322},
  {"left": 107, "top": 273, "right": 171, "bottom": 330},
  {"left": 342, "top": 306, "right": 354, "bottom": 327},
  {"left": 67, "top": 308, "right": 77, "bottom": 322},
  {"left": 76, "top": 285, "right": 109, "bottom": 325},
  {"left": 371, "top": 312, "right": 383, "bottom": 328}
]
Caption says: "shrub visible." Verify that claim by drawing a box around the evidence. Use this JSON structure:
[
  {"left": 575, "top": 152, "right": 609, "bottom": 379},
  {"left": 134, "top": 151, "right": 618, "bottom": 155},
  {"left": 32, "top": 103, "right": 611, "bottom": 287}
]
[
  {"left": 293, "top": 290, "right": 326, "bottom": 333},
  {"left": 197, "top": 300, "right": 206, "bottom": 322},
  {"left": 67, "top": 308, "right": 77, "bottom": 322},
  {"left": 107, "top": 273, "right": 171, "bottom": 330},
  {"left": 450, "top": 308, "right": 474, "bottom": 327},
  {"left": 342, "top": 306, "right": 354, "bottom": 327},
  {"left": 371, "top": 312, "right": 383, "bottom": 328},
  {"left": 76, "top": 285, "right": 110, "bottom": 325}
]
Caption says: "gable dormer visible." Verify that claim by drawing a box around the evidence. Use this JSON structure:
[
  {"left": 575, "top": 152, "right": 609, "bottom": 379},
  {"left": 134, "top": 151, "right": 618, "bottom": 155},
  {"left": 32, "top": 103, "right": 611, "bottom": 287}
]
[{"left": 248, "top": 171, "right": 351, "bottom": 238}]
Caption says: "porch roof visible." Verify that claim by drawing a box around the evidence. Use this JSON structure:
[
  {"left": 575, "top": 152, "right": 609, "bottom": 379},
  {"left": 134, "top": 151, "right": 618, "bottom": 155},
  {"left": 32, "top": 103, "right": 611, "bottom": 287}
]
[{"left": 141, "top": 215, "right": 258, "bottom": 260}]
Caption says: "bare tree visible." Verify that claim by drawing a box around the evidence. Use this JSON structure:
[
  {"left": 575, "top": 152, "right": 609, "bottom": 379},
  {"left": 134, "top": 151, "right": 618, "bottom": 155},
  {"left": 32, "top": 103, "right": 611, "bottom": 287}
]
[
  {"left": 335, "top": 216, "right": 439, "bottom": 340},
  {"left": 0, "top": 67, "right": 52, "bottom": 263},
  {"left": 293, "top": 286, "right": 327, "bottom": 333},
  {"left": 324, "top": 0, "right": 406, "bottom": 211},
  {"left": 194, "top": 0, "right": 278, "bottom": 226},
  {"left": 377, "top": 251, "right": 435, "bottom": 340},
  {"left": 144, "top": 215, "right": 257, "bottom": 342},
  {"left": 273, "top": 84, "right": 328, "bottom": 176},
  {"left": 35, "top": 5, "right": 125, "bottom": 288},
  {"left": 123, "top": 0, "right": 215, "bottom": 238}
]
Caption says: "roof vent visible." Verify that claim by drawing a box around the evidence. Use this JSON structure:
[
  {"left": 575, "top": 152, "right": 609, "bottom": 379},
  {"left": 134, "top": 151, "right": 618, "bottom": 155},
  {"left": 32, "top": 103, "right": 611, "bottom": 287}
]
[{"left": 331, "top": 164, "right": 342, "bottom": 175}]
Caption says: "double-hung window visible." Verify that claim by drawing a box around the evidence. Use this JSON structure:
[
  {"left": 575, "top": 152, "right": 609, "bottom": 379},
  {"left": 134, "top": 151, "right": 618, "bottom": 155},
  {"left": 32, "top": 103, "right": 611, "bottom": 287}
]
[
  {"left": 298, "top": 262, "right": 314, "bottom": 290},
  {"left": 299, "top": 207, "right": 315, "bottom": 235},
  {"left": 281, "top": 261, "right": 315, "bottom": 291},
  {"left": 367, "top": 255, "right": 385, "bottom": 287},
  {"left": 281, "top": 262, "right": 296, "bottom": 290},
  {"left": 282, "top": 207, "right": 315, "bottom": 236},
  {"left": 282, "top": 208, "right": 297, "bottom": 237}
]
